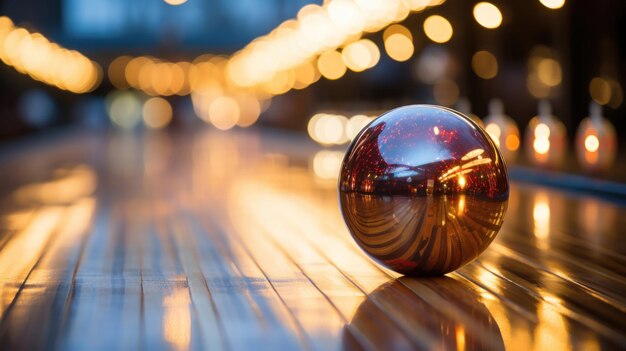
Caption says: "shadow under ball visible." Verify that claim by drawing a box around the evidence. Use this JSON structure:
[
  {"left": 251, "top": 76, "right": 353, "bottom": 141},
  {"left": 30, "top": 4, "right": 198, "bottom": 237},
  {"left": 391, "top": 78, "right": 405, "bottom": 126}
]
[{"left": 339, "top": 105, "right": 509, "bottom": 276}]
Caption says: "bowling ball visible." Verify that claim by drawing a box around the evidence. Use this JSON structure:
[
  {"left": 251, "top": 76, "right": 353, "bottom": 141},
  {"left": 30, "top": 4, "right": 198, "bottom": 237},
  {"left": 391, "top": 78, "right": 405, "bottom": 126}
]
[{"left": 339, "top": 105, "right": 508, "bottom": 276}]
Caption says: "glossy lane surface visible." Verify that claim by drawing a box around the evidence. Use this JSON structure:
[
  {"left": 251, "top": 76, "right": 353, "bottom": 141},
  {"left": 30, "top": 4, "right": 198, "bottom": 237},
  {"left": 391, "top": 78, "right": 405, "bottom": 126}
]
[{"left": 0, "top": 128, "right": 624, "bottom": 350}]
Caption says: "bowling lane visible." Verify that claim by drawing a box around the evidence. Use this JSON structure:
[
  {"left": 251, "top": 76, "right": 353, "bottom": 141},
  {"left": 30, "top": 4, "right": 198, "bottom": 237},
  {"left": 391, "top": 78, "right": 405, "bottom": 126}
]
[{"left": 0, "top": 128, "right": 624, "bottom": 350}]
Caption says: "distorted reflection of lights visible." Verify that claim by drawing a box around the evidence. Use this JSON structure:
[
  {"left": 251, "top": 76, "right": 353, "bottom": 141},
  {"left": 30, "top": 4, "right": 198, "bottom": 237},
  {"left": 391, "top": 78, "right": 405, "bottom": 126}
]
[
  {"left": 0, "top": 208, "right": 63, "bottom": 314},
  {"left": 455, "top": 325, "right": 466, "bottom": 351},
  {"left": 535, "top": 292, "right": 571, "bottom": 351},
  {"left": 163, "top": 288, "right": 192, "bottom": 350},
  {"left": 457, "top": 175, "right": 466, "bottom": 188},
  {"left": 533, "top": 194, "right": 550, "bottom": 248},
  {"left": 13, "top": 165, "right": 97, "bottom": 205}
]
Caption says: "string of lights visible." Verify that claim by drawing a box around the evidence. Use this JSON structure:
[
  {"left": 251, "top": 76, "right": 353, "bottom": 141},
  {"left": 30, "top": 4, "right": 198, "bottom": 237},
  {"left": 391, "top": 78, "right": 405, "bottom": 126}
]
[{"left": 0, "top": 16, "right": 102, "bottom": 94}]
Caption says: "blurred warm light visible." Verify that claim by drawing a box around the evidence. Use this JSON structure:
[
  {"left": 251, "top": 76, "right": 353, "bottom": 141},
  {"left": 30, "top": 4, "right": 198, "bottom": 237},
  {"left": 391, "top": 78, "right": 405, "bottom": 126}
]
[
  {"left": 576, "top": 103, "right": 617, "bottom": 171},
  {"left": 313, "top": 150, "right": 344, "bottom": 180},
  {"left": 108, "top": 56, "right": 131, "bottom": 89},
  {"left": 539, "top": 0, "right": 565, "bottom": 10},
  {"left": 0, "top": 16, "right": 101, "bottom": 93},
  {"left": 525, "top": 102, "right": 567, "bottom": 167},
  {"left": 115, "top": 0, "right": 448, "bottom": 98},
  {"left": 434, "top": 126, "right": 440, "bottom": 135},
  {"left": 472, "top": 50, "right": 498, "bottom": 79},
  {"left": 536, "top": 58, "right": 562, "bottom": 87},
  {"left": 308, "top": 113, "right": 349, "bottom": 145},
  {"left": 589, "top": 77, "right": 611, "bottom": 105},
  {"left": 163, "top": 288, "right": 191, "bottom": 350},
  {"left": 106, "top": 90, "right": 143, "bottom": 130},
  {"left": 533, "top": 137, "right": 550, "bottom": 155},
  {"left": 143, "top": 97, "right": 173, "bottom": 129},
  {"left": 225, "top": 0, "right": 444, "bottom": 91},
  {"left": 473, "top": 2, "right": 503, "bottom": 29},
  {"left": 383, "top": 24, "right": 414, "bottom": 62},
  {"left": 505, "top": 134, "right": 520, "bottom": 151},
  {"left": 164, "top": 0, "right": 188, "bottom": 5},
  {"left": 423, "top": 15, "right": 453, "bottom": 43},
  {"left": 342, "top": 39, "right": 380, "bottom": 72},
  {"left": 527, "top": 46, "right": 560, "bottom": 98},
  {"left": 235, "top": 95, "right": 262, "bottom": 127},
  {"left": 346, "top": 114, "right": 375, "bottom": 140},
  {"left": 584, "top": 135, "right": 599, "bottom": 153},
  {"left": 484, "top": 99, "right": 520, "bottom": 162},
  {"left": 433, "top": 78, "right": 459, "bottom": 106},
  {"left": 13, "top": 165, "right": 97, "bottom": 205},
  {"left": 533, "top": 193, "right": 550, "bottom": 247},
  {"left": 532, "top": 123, "right": 551, "bottom": 155},
  {"left": 209, "top": 96, "right": 240, "bottom": 130},
  {"left": 535, "top": 123, "right": 550, "bottom": 139},
  {"left": 485, "top": 123, "right": 501, "bottom": 146},
  {"left": 457, "top": 175, "right": 467, "bottom": 188},
  {"left": 318, "top": 50, "right": 347, "bottom": 80},
  {"left": 293, "top": 61, "right": 321, "bottom": 89}
]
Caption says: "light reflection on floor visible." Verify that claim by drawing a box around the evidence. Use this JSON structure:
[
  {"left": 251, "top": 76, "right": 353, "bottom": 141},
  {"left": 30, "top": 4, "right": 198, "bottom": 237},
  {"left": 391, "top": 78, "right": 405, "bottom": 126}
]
[{"left": 0, "top": 128, "right": 623, "bottom": 350}]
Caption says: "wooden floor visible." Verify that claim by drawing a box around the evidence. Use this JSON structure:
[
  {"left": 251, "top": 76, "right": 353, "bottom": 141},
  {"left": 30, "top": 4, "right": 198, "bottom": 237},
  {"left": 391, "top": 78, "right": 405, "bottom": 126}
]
[{"left": 0, "top": 128, "right": 624, "bottom": 350}]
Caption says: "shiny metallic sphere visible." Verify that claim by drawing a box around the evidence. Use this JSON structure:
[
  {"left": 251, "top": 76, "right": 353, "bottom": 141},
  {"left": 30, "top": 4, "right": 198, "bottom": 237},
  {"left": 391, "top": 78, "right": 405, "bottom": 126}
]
[{"left": 339, "top": 105, "right": 509, "bottom": 276}]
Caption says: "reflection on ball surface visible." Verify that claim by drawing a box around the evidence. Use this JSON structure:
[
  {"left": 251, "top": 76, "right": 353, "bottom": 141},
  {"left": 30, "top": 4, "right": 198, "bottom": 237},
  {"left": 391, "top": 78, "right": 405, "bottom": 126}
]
[{"left": 339, "top": 105, "right": 509, "bottom": 276}]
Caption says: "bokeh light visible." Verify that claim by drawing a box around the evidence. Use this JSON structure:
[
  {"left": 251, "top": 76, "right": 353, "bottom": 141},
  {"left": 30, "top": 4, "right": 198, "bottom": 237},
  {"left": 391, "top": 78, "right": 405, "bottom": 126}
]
[
  {"left": 143, "top": 97, "right": 173, "bottom": 129},
  {"left": 342, "top": 39, "right": 380, "bottom": 72},
  {"left": 589, "top": 77, "right": 611, "bottom": 105},
  {"left": 318, "top": 50, "right": 347, "bottom": 80},
  {"left": 383, "top": 24, "right": 414, "bottom": 62},
  {"left": 540, "top": 0, "right": 566, "bottom": 10},
  {"left": 209, "top": 96, "right": 240, "bottom": 130},
  {"left": 472, "top": 50, "right": 498, "bottom": 79},
  {"left": 473, "top": 2, "right": 503, "bottom": 29},
  {"left": 0, "top": 16, "right": 101, "bottom": 93},
  {"left": 106, "top": 90, "right": 143, "bottom": 130},
  {"left": 423, "top": 15, "right": 453, "bottom": 43}
]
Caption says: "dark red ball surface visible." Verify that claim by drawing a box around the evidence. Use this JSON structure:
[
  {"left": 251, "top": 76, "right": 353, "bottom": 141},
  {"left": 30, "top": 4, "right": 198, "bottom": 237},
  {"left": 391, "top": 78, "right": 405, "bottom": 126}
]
[{"left": 339, "top": 105, "right": 509, "bottom": 276}]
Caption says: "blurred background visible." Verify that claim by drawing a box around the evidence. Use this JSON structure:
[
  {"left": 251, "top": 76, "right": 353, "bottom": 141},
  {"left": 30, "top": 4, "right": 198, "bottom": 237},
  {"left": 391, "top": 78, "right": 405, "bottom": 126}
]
[{"left": 1, "top": 0, "right": 625, "bottom": 182}]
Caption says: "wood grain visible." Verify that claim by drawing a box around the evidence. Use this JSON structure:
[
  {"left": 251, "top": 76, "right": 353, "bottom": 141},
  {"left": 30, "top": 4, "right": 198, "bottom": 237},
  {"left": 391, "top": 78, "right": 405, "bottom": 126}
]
[{"left": 0, "top": 128, "right": 624, "bottom": 350}]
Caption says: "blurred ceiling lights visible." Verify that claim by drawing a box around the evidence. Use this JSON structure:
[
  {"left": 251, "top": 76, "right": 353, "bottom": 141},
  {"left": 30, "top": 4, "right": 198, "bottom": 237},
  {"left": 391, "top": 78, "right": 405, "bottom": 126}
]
[
  {"left": 226, "top": 0, "right": 445, "bottom": 90},
  {"left": 539, "top": 0, "right": 566, "bottom": 10},
  {"left": 0, "top": 16, "right": 101, "bottom": 93},
  {"left": 472, "top": 50, "right": 498, "bottom": 79},
  {"left": 423, "top": 15, "right": 453, "bottom": 43},
  {"left": 383, "top": 24, "right": 414, "bottom": 62},
  {"left": 473, "top": 2, "right": 502, "bottom": 29}
]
